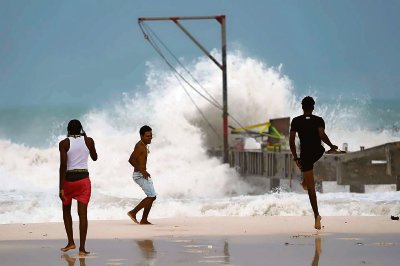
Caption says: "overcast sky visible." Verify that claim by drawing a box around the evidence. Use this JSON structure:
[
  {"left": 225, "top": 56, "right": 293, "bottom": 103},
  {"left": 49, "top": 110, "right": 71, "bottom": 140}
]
[{"left": 1, "top": 0, "right": 399, "bottom": 107}]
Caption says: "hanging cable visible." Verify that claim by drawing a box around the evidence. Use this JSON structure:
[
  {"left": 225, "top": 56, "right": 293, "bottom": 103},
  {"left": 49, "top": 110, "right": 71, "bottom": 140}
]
[
  {"left": 139, "top": 21, "right": 222, "bottom": 110},
  {"left": 139, "top": 21, "right": 222, "bottom": 139},
  {"left": 138, "top": 20, "right": 251, "bottom": 137},
  {"left": 176, "top": 76, "right": 222, "bottom": 141},
  {"left": 142, "top": 23, "right": 223, "bottom": 110}
]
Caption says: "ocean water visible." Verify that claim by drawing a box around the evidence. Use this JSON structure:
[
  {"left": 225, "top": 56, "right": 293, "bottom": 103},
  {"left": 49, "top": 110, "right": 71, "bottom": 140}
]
[{"left": 1, "top": 51, "right": 399, "bottom": 224}]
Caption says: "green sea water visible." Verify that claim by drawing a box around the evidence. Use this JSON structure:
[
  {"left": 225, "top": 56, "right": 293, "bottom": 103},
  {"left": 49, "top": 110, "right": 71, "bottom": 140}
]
[{"left": 0, "top": 104, "right": 90, "bottom": 147}]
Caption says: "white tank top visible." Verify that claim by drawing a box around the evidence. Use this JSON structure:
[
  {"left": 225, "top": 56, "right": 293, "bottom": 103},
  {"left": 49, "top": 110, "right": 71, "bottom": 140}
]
[{"left": 67, "top": 136, "right": 89, "bottom": 170}]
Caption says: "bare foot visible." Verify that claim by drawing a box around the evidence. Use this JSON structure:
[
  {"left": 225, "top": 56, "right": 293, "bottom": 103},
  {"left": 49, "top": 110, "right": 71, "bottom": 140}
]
[
  {"left": 127, "top": 211, "right": 139, "bottom": 224},
  {"left": 79, "top": 249, "right": 90, "bottom": 256},
  {"left": 140, "top": 220, "right": 153, "bottom": 225},
  {"left": 326, "top": 149, "right": 345, "bottom": 154},
  {"left": 314, "top": 215, "right": 322, "bottom": 230},
  {"left": 61, "top": 243, "right": 76, "bottom": 252}
]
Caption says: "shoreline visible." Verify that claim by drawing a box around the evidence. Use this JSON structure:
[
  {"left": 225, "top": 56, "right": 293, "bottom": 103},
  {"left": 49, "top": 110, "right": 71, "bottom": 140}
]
[
  {"left": 1, "top": 216, "right": 399, "bottom": 266},
  {"left": 1, "top": 216, "right": 399, "bottom": 241}
]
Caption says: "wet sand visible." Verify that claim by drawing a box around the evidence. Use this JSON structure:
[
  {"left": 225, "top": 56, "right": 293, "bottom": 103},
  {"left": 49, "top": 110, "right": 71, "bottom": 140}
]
[{"left": 1, "top": 216, "right": 399, "bottom": 265}]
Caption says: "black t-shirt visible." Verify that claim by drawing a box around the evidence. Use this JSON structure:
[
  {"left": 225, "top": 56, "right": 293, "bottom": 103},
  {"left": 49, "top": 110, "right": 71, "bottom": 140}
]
[{"left": 290, "top": 114, "right": 325, "bottom": 154}]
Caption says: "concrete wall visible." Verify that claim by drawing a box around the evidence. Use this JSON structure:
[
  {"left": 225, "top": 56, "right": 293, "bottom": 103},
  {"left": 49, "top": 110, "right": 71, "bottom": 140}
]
[
  {"left": 314, "top": 142, "right": 400, "bottom": 192},
  {"left": 229, "top": 141, "right": 400, "bottom": 193}
]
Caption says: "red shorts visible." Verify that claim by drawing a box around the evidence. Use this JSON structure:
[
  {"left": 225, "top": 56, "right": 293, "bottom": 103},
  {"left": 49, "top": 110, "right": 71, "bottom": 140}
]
[{"left": 62, "top": 177, "right": 91, "bottom": 205}]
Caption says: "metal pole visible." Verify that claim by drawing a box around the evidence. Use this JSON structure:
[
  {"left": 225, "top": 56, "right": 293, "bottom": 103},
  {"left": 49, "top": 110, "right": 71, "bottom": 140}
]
[
  {"left": 220, "top": 16, "right": 229, "bottom": 164},
  {"left": 172, "top": 20, "right": 222, "bottom": 69},
  {"left": 138, "top": 15, "right": 229, "bottom": 163},
  {"left": 139, "top": 16, "right": 220, "bottom": 21}
]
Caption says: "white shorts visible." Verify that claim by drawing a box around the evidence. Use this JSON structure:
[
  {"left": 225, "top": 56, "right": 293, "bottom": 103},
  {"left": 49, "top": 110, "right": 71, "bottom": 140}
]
[{"left": 132, "top": 172, "right": 157, "bottom": 197}]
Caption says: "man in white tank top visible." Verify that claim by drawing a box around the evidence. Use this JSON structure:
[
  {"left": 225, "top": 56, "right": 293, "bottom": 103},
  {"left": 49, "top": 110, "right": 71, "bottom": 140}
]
[{"left": 59, "top": 120, "right": 97, "bottom": 256}]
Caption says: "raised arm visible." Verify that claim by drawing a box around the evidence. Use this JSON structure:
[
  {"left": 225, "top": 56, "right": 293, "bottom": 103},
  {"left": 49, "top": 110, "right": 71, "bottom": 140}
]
[
  {"left": 318, "top": 128, "right": 337, "bottom": 150},
  {"left": 84, "top": 136, "right": 98, "bottom": 161}
]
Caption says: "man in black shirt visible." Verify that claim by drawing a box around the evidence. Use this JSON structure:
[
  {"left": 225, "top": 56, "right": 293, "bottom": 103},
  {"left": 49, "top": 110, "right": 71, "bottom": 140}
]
[{"left": 289, "top": 96, "right": 337, "bottom": 230}]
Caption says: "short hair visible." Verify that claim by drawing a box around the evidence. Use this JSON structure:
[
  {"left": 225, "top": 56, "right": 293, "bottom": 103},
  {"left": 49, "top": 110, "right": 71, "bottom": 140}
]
[
  {"left": 301, "top": 96, "right": 315, "bottom": 110},
  {"left": 139, "top": 125, "right": 152, "bottom": 136},
  {"left": 67, "top": 119, "right": 83, "bottom": 135}
]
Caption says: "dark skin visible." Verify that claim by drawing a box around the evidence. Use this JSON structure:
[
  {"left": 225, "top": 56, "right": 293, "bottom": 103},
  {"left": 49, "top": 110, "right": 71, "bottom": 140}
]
[
  {"left": 289, "top": 107, "right": 337, "bottom": 230},
  {"left": 127, "top": 131, "right": 156, "bottom": 225},
  {"left": 59, "top": 135, "right": 97, "bottom": 255}
]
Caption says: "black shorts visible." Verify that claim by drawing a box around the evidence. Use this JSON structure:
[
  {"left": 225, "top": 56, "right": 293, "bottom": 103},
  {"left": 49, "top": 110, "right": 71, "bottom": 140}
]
[
  {"left": 66, "top": 170, "right": 90, "bottom": 182},
  {"left": 300, "top": 145, "right": 325, "bottom": 172}
]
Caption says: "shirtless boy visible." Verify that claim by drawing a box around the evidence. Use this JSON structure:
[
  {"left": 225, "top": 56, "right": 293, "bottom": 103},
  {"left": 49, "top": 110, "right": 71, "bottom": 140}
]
[{"left": 127, "top": 125, "right": 156, "bottom": 225}]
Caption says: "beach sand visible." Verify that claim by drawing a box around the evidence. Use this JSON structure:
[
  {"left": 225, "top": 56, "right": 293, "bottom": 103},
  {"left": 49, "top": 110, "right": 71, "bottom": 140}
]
[{"left": 1, "top": 216, "right": 399, "bottom": 265}]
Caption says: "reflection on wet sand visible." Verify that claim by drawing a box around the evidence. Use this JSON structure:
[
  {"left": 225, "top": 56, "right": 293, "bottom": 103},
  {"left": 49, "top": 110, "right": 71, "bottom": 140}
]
[
  {"left": 311, "top": 237, "right": 321, "bottom": 266},
  {"left": 58, "top": 235, "right": 322, "bottom": 266},
  {"left": 135, "top": 239, "right": 156, "bottom": 266},
  {"left": 224, "top": 240, "right": 230, "bottom": 265},
  {"left": 62, "top": 254, "right": 87, "bottom": 266}
]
